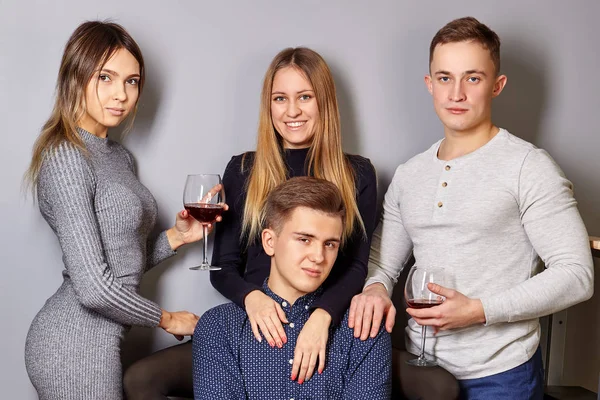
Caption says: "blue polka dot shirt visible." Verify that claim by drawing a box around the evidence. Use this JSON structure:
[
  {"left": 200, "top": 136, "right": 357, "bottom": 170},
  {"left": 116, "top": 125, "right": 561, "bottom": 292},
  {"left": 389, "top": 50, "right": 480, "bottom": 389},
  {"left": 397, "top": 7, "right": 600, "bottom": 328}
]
[{"left": 192, "top": 282, "right": 391, "bottom": 399}]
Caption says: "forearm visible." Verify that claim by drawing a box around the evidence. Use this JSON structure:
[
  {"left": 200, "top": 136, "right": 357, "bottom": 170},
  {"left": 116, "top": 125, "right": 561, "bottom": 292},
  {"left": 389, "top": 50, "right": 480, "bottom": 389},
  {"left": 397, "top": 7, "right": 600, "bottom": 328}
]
[
  {"left": 42, "top": 145, "right": 164, "bottom": 327},
  {"left": 146, "top": 231, "right": 177, "bottom": 271},
  {"left": 210, "top": 218, "right": 262, "bottom": 307},
  {"left": 365, "top": 220, "right": 413, "bottom": 296},
  {"left": 210, "top": 266, "right": 262, "bottom": 308},
  {"left": 484, "top": 148, "right": 594, "bottom": 324},
  {"left": 312, "top": 254, "right": 366, "bottom": 324},
  {"left": 313, "top": 162, "right": 379, "bottom": 324},
  {"left": 364, "top": 169, "right": 413, "bottom": 295},
  {"left": 69, "top": 258, "right": 163, "bottom": 327},
  {"left": 481, "top": 261, "right": 594, "bottom": 325},
  {"left": 482, "top": 150, "right": 596, "bottom": 325}
]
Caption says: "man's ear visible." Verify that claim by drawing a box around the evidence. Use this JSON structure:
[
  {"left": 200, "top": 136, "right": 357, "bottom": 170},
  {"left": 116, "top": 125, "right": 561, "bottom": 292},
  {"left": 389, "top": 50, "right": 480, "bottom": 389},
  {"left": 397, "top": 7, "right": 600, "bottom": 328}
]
[
  {"left": 492, "top": 74, "right": 507, "bottom": 98},
  {"left": 425, "top": 74, "right": 433, "bottom": 95},
  {"left": 261, "top": 228, "right": 276, "bottom": 256}
]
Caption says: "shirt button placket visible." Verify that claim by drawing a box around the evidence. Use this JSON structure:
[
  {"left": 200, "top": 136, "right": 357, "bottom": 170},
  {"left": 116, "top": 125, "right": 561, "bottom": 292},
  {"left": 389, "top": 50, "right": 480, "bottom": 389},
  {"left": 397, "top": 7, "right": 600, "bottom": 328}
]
[
  {"left": 288, "top": 357, "right": 296, "bottom": 400},
  {"left": 435, "top": 163, "right": 452, "bottom": 214}
]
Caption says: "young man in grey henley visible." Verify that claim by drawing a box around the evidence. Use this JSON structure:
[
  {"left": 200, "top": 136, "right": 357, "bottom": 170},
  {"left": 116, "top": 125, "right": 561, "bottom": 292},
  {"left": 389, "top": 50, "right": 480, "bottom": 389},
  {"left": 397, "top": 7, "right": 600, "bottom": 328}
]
[{"left": 348, "top": 16, "right": 594, "bottom": 399}]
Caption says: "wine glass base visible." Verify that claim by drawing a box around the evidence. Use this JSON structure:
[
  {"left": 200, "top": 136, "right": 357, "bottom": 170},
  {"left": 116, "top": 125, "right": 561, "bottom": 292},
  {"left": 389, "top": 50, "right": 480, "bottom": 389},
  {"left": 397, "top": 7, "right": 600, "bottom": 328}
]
[
  {"left": 189, "top": 265, "right": 222, "bottom": 271},
  {"left": 406, "top": 357, "right": 438, "bottom": 367}
]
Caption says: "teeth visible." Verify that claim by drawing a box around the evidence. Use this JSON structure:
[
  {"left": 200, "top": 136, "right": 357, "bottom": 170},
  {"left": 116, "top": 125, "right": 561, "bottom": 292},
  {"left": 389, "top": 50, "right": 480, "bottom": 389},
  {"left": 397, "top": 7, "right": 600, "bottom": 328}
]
[{"left": 286, "top": 121, "right": 305, "bottom": 127}]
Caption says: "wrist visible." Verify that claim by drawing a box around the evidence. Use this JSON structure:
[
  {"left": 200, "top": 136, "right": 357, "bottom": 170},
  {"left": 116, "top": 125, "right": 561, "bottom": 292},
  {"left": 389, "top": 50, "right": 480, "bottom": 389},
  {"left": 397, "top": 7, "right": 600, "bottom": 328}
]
[
  {"left": 311, "top": 308, "right": 332, "bottom": 325},
  {"left": 159, "top": 309, "right": 172, "bottom": 329},
  {"left": 243, "top": 290, "right": 262, "bottom": 308},
  {"left": 166, "top": 227, "right": 184, "bottom": 251},
  {"left": 471, "top": 299, "right": 486, "bottom": 324},
  {"left": 365, "top": 282, "right": 388, "bottom": 295}
]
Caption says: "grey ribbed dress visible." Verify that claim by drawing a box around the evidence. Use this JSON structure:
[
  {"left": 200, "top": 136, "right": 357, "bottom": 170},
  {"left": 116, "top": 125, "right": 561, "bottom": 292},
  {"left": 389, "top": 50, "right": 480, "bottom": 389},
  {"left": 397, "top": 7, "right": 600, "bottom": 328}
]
[{"left": 24, "top": 128, "right": 175, "bottom": 400}]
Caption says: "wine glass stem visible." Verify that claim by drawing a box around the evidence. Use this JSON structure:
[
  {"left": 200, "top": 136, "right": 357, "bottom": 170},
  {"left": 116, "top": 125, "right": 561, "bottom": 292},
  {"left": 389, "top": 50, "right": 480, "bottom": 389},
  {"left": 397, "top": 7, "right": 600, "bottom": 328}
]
[
  {"left": 418, "top": 325, "right": 427, "bottom": 361},
  {"left": 202, "top": 224, "right": 209, "bottom": 265}
]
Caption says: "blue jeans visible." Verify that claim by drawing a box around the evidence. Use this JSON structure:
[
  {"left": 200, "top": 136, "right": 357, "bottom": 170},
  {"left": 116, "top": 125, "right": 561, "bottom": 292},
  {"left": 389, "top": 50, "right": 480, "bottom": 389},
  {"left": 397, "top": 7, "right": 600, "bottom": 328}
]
[{"left": 458, "top": 347, "right": 544, "bottom": 400}]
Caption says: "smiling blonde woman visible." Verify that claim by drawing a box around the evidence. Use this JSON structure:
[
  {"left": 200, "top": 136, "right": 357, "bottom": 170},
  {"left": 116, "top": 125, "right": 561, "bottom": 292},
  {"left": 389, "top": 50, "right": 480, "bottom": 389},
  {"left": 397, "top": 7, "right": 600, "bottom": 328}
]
[{"left": 124, "top": 47, "right": 378, "bottom": 400}]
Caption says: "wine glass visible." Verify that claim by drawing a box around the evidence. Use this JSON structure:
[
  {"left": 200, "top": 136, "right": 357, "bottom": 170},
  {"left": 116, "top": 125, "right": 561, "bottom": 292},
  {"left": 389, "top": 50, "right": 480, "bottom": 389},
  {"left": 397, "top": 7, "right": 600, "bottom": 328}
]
[
  {"left": 183, "top": 174, "right": 225, "bottom": 271},
  {"left": 404, "top": 266, "right": 446, "bottom": 367}
]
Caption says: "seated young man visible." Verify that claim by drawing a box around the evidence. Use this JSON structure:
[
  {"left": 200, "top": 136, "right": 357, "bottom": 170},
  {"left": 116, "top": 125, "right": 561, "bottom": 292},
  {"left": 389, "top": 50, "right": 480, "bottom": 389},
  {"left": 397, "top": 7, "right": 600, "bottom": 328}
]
[{"left": 192, "top": 176, "right": 391, "bottom": 400}]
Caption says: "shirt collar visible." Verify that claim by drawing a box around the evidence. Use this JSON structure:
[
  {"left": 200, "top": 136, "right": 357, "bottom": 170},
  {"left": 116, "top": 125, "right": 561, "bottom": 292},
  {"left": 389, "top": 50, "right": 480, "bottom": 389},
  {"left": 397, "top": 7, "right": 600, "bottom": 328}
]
[
  {"left": 262, "top": 279, "right": 322, "bottom": 310},
  {"left": 77, "top": 127, "right": 113, "bottom": 153}
]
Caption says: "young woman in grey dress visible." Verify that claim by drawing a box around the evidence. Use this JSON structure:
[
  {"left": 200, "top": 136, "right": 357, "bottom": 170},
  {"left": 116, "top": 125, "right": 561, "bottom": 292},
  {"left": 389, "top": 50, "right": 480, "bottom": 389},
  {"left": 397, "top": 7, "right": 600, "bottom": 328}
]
[{"left": 23, "top": 21, "right": 218, "bottom": 400}]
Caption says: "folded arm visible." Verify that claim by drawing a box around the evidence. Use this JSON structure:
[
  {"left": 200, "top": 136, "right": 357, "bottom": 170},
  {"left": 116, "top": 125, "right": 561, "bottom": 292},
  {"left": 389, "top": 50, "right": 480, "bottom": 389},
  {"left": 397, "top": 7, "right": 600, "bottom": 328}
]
[
  {"left": 481, "top": 149, "right": 594, "bottom": 325},
  {"left": 39, "top": 144, "right": 162, "bottom": 327}
]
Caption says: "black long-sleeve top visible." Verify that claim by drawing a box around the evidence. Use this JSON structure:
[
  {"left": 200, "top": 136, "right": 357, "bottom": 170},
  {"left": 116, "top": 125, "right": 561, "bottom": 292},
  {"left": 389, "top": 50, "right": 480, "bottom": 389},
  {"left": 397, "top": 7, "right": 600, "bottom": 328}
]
[{"left": 210, "top": 147, "right": 378, "bottom": 325}]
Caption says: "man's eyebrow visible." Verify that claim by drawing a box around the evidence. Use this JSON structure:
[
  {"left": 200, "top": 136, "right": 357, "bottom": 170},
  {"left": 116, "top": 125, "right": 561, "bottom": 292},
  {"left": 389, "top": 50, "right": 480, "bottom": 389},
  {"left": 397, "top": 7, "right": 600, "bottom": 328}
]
[
  {"left": 464, "top": 69, "right": 487, "bottom": 76},
  {"left": 293, "top": 231, "right": 316, "bottom": 238},
  {"left": 434, "top": 69, "right": 487, "bottom": 77},
  {"left": 293, "top": 232, "right": 341, "bottom": 242}
]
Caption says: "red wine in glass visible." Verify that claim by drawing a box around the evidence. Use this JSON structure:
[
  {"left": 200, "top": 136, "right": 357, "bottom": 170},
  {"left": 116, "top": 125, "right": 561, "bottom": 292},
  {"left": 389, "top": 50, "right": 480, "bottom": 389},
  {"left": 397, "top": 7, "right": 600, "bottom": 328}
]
[
  {"left": 183, "top": 174, "right": 225, "bottom": 271},
  {"left": 184, "top": 203, "right": 225, "bottom": 224},
  {"left": 404, "top": 266, "right": 446, "bottom": 367},
  {"left": 406, "top": 298, "right": 444, "bottom": 309}
]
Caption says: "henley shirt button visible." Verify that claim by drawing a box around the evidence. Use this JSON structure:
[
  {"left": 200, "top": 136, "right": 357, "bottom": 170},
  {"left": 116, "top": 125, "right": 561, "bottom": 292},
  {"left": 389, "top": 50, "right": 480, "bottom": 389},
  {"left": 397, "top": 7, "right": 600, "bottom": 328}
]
[
  {"left": 289, "top": 359, "right": 293, "bottom": 364},
  {"left": 289, "top": 323, "right": 295, "bottom": 328},
  {"left": 282, "top": 301, "right": 288, "bottom": 307},
  {"left": 442, "top": 182, "right": 448, "bottom": 187},
  {"left": 437, "top": 201, "right": 443, "bottom": 208},
  {"left": 305, "top": 305, "right": 309, "bottom": 310},
  {"left": 445, "top": 165, "right": 451, "bottom": 171}
]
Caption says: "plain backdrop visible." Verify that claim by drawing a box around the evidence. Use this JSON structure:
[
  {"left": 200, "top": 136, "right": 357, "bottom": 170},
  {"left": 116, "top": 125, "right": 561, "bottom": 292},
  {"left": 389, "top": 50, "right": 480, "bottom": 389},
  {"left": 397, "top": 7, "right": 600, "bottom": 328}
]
[{"left": 1, "top": 1, "right": 598, "bottom": 397}]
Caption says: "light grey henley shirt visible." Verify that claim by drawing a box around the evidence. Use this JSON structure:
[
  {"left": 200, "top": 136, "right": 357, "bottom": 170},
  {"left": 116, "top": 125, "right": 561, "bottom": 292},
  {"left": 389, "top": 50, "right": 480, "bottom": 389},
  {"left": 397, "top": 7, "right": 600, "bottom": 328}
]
[{"left": 366, "top": 129, "right": 594, "bottom": 379}]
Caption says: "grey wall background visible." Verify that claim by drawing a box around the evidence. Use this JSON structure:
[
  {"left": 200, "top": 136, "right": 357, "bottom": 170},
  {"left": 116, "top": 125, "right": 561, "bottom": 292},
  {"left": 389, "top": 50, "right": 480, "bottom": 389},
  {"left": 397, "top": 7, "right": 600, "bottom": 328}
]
[{"left": 1, "top": 0, "right": 598, "bottom": 397}]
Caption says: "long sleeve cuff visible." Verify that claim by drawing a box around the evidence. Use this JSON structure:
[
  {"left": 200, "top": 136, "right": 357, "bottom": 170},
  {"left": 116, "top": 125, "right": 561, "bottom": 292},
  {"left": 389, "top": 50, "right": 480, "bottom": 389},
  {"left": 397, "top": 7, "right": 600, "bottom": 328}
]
[
  {"left": 479, "top": 295, "right": 505, "bottom": 326},
  {"left": 364, "top": 277, "right": 395, "bottom": 297},
  {"left": 147, "top": 231, "right": 177, "bottom": 269}
]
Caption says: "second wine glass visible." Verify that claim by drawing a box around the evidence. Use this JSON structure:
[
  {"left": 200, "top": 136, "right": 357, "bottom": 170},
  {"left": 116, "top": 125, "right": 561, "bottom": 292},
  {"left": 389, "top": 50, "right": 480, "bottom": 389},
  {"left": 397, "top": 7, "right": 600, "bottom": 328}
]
[
  {"left": 183, "top": 174, "right": 225, "bottom": 271},
  {"left": 404, "top": 265, "right": 446, "bottom": 367}
]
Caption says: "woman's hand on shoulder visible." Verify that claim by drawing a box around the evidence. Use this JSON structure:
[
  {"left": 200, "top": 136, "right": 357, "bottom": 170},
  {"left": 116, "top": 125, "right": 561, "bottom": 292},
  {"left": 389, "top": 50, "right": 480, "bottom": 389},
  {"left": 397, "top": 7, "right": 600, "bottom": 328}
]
[
  {"left": 291, "top": 308, "right": 331, "bottom": 384},
  {"left": 244, "top": 290, "right": 288, "bottom": 348}
]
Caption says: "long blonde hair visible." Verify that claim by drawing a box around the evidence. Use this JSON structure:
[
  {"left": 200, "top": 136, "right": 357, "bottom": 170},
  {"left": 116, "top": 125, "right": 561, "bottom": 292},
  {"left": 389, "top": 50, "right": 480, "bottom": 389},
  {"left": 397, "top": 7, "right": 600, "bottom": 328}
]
[
  {"left": 24, "top": 21, "right": 145, "bottom": 194},
  {"left": 243, "top": 47, "right": 364, "bottom": 242}
]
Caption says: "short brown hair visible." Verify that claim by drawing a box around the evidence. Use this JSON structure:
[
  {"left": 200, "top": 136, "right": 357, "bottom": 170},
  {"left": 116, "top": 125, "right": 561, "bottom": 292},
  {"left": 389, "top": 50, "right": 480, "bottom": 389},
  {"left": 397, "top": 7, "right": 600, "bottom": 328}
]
[
  {"left": 262, "top": 177, "right": 346, "bottom": 238},
  {"left": 429, "top": 17, "right": 501, "bottom": 75}
]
